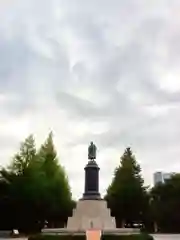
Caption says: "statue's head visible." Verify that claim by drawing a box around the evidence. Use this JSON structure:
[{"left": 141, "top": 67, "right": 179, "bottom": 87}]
[{"left": 90, "top": 141, "right": 93, "bottom": 145}]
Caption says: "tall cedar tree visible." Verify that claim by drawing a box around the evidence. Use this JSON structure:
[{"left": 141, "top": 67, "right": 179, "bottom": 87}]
[
  {"left": 105, "top": 147, "right": 149, "bottom": 227},
  {"left": 9, "top": 134, "right": 36, "bottom": 175},
  {"left": 0, "top": 133, "right": 73, "bottom": 232},
  {"left": 37, "top": 132, "right": 72, "bottom": 227},
  {"left": 0, "top": 135, "right": 40, "bottom": 232}
]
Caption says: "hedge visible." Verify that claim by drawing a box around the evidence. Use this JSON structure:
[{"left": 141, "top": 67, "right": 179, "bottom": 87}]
[
  {"left": 101, "top": 234, "right": 153, "bottom": 240},
  {"left": 29, "top": 233, "right": 154, "bottom": 240}
]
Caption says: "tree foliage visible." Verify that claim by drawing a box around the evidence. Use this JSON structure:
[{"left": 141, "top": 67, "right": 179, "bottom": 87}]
[
  {"left": 150, "top": 174, "right": 180, "bottom": 233},
  {"left": 9, "top": 134, "right": 36, "bottom": 175},
  {"left": 1, "top": 134, "right": 180, "bottom": 234},
  {"left": 105, "top": 147, "right": 149, "bottom": 228},
  {"left": 37, "top": 132, "right": 72, "bottom": 227},
  {"left": 0, "top": 133, "right": 73, "bottom": 233}
]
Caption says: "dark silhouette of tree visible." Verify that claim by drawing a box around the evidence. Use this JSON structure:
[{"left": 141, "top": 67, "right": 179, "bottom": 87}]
[
  {"left": 0, "top": 133, "right": 73, "bottom": 233},
  {"left": 151, "top": 174, "right": 180, "bottom": 233},
  {"left": 105, "top": 147, "right": 149, "bottom": 228}
]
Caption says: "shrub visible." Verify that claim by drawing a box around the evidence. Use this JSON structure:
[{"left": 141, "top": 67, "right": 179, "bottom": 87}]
[
  {"left": 29, "top": 235, "right": 85, "bottom": 240},
  {"left": 29, "top": 233, "right": 154, "bottom": 240},
  {"left": 102, "top": 234, "right": 154, "bottom": 240}
]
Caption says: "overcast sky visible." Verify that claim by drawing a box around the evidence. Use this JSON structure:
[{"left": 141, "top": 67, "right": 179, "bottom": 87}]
[{"left": 0, "top": 0, "right": 180, "bottom": 199}]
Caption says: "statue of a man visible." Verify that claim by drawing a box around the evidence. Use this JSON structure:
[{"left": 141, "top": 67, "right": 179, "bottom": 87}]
[{"left": 88, "top": 141, "right": 97, "bottom": 160}]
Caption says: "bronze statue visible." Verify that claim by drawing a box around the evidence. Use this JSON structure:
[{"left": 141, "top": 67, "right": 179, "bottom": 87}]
[{"left": 88, "top": 141, "right": 97, "bottom": 160}]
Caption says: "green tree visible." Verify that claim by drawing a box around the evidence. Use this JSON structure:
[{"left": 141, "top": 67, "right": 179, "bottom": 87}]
[
  {"left": 9, "top": 134, "right": 36, "bottom": 175},
  {"left": 0, "top": 135, "right": 41, "bottom": 232},
  {"left": 37, "top": 132, "right": 73, "bottom": 227},
  {"left": 151, "top": 174, "right": 180, "bottom": 233},
  {"left": 105, "top": 147, "right": 149, "bottom": 228},
  {"left": 0, "top": 169, "right": 16, "bottom": 230},
  {"left": 0, "top": 133, "right": 73, "bottom": 232}
]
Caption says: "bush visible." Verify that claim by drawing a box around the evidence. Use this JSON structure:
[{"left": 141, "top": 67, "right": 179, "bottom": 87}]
[
  {"left": 29, "top": 235, "right": 86, "bottom": 240},
  {"left": 102, "top": 234, "right": 154, "bottom": 240},
  {"left": 29, "top": 233, "right": 154, "bottom": 240}
]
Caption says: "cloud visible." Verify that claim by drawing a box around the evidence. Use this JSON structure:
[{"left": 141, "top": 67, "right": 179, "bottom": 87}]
[{"left": 0, "top": 0, "right": 180, "bottom": 198}]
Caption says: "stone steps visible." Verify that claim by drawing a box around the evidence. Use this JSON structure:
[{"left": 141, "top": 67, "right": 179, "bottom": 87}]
[{"left": 67, "top": 200, "right": 116, "bottom": 230}]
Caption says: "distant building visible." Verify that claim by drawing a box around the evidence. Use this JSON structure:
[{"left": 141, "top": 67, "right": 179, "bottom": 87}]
[
  {"left": 153, "top": 171, "right": 175, "bottom": 185},
  {"left": 154, "top": 172, "right": 163, "bottom": 185}
]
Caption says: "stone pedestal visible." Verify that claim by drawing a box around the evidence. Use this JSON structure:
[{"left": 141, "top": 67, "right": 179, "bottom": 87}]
[
  {"left": 67, "top": 159, "right": 116, "bottom": 230},
  {"left": 67, "top": 200, "right": 116, "bottom": 230},
  {"left": 82, "top": 160, "right": 101, "bottom": 200}
]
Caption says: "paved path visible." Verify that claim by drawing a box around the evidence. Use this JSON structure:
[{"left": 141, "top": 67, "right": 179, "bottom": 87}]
[
  {"left": 0, "top": 239, "right": 27, "bottom": 240},
  {"left": 1, "top": 234, "right": 180, "bottom": 240},
  {"left": 151, "top": 234, "right": 180, "bottom": 240},
  {"left": 86, "top": 230, "right": 101, "bottom": 240}
]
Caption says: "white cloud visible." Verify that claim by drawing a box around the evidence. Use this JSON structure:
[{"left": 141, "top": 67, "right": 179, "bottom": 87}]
[{"left": 0, "top": 0, "right": 180, "bottom": 199}]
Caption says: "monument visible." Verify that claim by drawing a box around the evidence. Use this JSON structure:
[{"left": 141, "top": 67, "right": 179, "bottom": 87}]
[
  {"left": 42, "top": 142, "right": 139, "bottom": 235},
  {"left": 67, "top": 142, "right": 116, "bottom": 230},
  {"left": 82, "top": 142, "right": 101, "bottom": 200}
]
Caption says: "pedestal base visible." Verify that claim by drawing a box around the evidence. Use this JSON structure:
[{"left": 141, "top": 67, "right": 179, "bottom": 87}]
[
  {"left": 67, "top": 200, "right": 116, "bottom": 230},
  {"left": 82, "top": 191, "right": 101, "bottom": 200}
]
